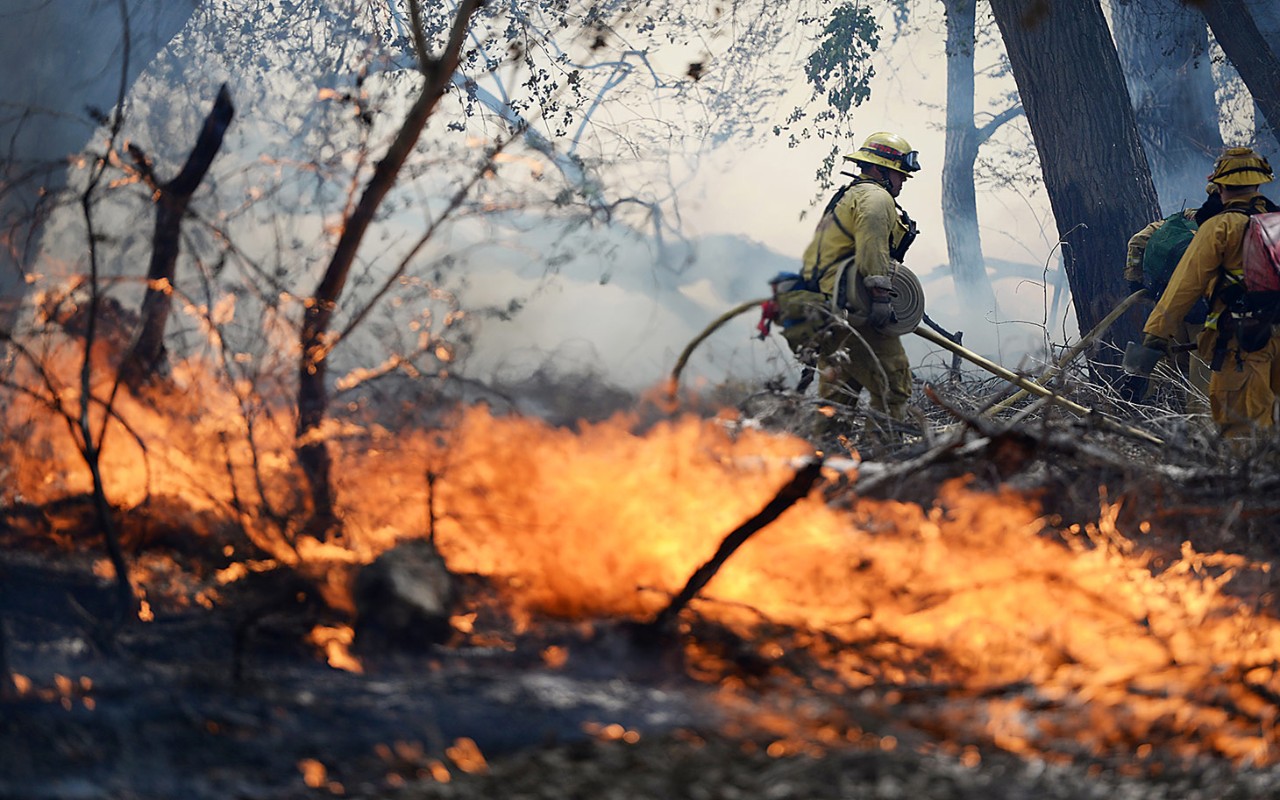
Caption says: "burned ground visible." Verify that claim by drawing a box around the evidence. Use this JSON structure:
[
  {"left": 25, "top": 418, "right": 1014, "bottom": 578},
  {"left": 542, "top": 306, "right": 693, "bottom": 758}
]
[{"left": 4, "top": 380, "right": 1280, "bottom": 799}]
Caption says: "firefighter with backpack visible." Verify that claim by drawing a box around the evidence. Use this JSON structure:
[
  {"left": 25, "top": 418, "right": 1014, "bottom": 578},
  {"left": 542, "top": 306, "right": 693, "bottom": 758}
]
[
  {"left": 1129, "top": 147, "right": 1280, "bottom": 437},
  {"left": 1120, "top": 185, "right": 1222, "bottom": 409},
  {"left": 772, "top": 131, "right": 921, "bottom": 439}
]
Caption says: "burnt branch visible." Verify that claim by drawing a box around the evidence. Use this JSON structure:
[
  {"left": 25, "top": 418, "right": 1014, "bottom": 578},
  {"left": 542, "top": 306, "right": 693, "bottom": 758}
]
[
  {"left": 924, "top": 384, "right": 1166, "bottom": 475},
  {"left": 334, "top": 137, "right": 514, "bottom": 349},
  {"left": 827, "top": 433, "right": 977, "bottom": 506},
  {"left": 120, "top": 84, "right": 235, "bottom": 389},
  {"left": 649, "top": 459, "right": 824, "bottom": 632}
]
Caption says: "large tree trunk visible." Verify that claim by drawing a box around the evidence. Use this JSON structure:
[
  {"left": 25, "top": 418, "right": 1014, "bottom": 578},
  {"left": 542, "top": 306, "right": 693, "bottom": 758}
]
[
  {"left": 987, "top": 0, "right": 1161, "bottom": 351},
  {"left": 1245, "top": 0, "right": 1280, "bottom": 154},
  {"left": 1112, "top": 0, "right": 1222, "bottom": 212},
  {"left": 941, "top": 0, "right": 998, "bottom": 316},
  {"left": 1192, "top": 0, "right": 1280, "bottom": 144}
]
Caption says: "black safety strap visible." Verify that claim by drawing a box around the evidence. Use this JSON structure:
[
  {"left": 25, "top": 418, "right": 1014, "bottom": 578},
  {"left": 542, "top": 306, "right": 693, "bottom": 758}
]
[
  {"left": 812, "top": 177, "right": 916, "bottom": 310},
  {"left": 891, "top": 207, "right": 918, "bottom": 262},
  {"left": 1204, "top": 199, "right": 1278, "bottom": 370}
]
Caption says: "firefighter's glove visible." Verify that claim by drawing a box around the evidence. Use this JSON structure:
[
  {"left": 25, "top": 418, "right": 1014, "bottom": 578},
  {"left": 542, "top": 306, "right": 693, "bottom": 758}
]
[
  {"left": 1121, "top": 334, "right": 1168, "bottom": 378},
  {"left": 1140, "top": 334, "right": 1170, "bottom": 355},
  {"left": 864, "top": 275, "right": 896, "bottom": 330}
]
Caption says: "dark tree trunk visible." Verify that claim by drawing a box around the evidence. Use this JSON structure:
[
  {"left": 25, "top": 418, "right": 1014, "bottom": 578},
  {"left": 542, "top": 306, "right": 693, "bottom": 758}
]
[
  {"left": 1246, "top": 0, "right": 1280, "bottom": 154},
  {"left": 942, "top": 0, "right": 998, "bottom": 316},
  {"left": 296, "top": 0, "right": 484, "bottom": 537},
  {"left": 1192, "top": 0, "right": 1280, "bottom": 144},
  {"left": 987, "top": 0, "right": 1161, "bottom": 350},
  {"left": 120, "top": 85, "right": 235, "bottom": 389},
  {"left": 1112, "top": 0, "right": 1222, "bottom": 211}
]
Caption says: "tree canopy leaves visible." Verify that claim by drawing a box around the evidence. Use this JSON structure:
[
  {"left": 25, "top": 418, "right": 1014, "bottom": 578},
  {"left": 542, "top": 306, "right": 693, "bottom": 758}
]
[{"left": 804, "top": 2, "right": 881, "bottom": 116}]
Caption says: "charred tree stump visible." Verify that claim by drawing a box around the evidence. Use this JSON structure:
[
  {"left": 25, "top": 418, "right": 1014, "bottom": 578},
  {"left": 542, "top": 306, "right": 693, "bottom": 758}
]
[
  {"left": 353, "top": 539, "right": 458, "bottom": 654},
  {"left": 648, "top": 459, "right": 824, "bottom": 633},
  {"left": 119, "top": 84, "right": 234, "bottom": 389}
]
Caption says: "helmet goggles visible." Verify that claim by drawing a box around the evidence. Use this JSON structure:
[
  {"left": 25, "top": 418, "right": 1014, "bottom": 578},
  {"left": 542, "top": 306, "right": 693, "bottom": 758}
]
[{"left": 862, "top": 141, "right": 920, "bottom": 175}]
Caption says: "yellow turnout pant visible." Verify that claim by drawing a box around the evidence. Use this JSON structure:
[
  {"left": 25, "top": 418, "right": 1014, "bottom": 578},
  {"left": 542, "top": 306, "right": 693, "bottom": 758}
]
[{"left": 816, "top": 322, "right": 912, "bottom": 422}]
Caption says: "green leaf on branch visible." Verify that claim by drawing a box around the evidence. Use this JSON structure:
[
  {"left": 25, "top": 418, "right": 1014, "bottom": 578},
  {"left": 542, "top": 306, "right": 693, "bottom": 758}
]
[{"left": 805, "top": 3, "right": 880, "bottom": 116}]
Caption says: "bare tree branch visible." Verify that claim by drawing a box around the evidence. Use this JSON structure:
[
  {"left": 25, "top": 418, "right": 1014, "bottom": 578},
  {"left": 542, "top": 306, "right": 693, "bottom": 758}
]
[
  {"left": 120, "top": 84, "right": 235, "bottom": 388},
  {"left": 649, "top": 459, "right": 824, "bottom": 632}
]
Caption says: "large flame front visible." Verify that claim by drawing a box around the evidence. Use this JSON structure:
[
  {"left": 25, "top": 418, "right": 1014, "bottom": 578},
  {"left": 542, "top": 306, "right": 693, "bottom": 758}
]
[
  {"left": 359, "top": 409, "right": 1280, "bottom": 766},
  {"left": 4, "top": 338, "right": 1279, "bottom": 768}
]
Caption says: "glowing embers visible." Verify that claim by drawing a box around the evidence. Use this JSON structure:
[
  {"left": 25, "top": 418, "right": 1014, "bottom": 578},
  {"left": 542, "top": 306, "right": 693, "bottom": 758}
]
[
  {"left": 9, "top": 673, "right": 95, "bottom": 711},
  {"left": 376, "top": 737, "right": 488, "bottom": 786},
  {"left": 308, "top": 624, "right": 362, "bottom": 674}
]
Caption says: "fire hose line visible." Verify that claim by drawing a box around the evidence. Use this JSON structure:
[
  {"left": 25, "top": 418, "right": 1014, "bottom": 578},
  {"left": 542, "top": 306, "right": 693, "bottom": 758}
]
[
  {"left": 912, "top": 325, "right": 1164, "bottom": 447},
  {"left": 670, "top": 296, "right": 1165, "bottom": 448},
  {"left": 985, "top": 289, "right": 1149, "bottom": 417},
  {"left": 667, "top": 298, "right": 768, "bottom": 400}
]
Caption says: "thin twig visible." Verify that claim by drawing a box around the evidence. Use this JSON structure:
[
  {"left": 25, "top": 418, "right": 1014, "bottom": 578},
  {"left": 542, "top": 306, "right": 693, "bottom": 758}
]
[{"left": 649, "top": 459, "right": 824, "bottom": 632}]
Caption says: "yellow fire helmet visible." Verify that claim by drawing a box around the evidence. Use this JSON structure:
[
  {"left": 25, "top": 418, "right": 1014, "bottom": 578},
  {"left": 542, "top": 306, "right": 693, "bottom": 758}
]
[
  {"left": 845, "top": 131, "right": 921, "bottom": 177},
  {"left": 1209, "top": 146, "right": 1274, "bottom": 187}
]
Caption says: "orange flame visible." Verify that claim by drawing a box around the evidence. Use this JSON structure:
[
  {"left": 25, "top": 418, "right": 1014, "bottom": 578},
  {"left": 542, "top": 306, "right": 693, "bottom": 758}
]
[
  {"left": 308, "top": 624, "right": 363, "bottom": 673},
  {"left": 5, "top": 336, "right": 1280, "bottom": 767}
]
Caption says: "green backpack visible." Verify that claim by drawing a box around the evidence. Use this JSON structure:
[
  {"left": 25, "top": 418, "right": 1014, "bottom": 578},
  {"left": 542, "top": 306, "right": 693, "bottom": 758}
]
[{"left": 1141, "top": 212, "right": 1198, "bottom": 298}]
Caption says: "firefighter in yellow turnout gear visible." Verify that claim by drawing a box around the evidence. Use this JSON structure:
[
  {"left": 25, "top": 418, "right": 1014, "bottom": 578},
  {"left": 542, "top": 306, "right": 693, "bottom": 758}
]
[
  {"left": 1140, "top": 147, "right": 1280, "bottom": 437},
  {"left": 780, "top": 132, "right": 920, "bottom": 432}
]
